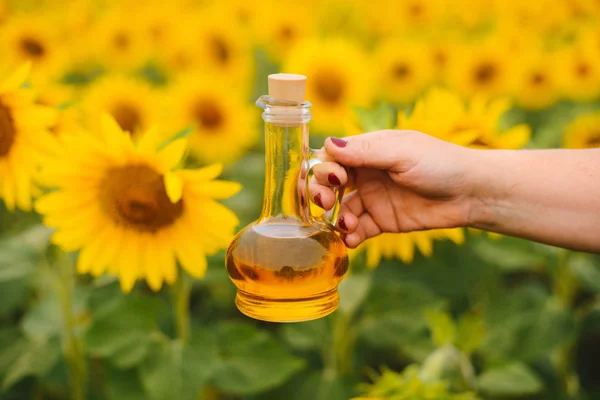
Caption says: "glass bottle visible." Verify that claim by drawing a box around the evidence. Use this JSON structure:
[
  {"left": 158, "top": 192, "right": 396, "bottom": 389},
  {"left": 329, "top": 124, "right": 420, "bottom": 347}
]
[{"left": 225, "top": 74, "right": 349, "bottom": 323}]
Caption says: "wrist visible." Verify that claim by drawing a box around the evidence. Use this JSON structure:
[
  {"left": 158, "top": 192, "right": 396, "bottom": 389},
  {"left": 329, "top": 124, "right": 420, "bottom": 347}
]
[{"left": 464, "top": 149, "right": 504, "bottom": 230}]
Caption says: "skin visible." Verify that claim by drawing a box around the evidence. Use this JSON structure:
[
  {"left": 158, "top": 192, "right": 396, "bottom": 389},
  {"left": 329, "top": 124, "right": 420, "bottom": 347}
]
[{"left": 309, "top": 130, "right": 600, "bottom": 253}]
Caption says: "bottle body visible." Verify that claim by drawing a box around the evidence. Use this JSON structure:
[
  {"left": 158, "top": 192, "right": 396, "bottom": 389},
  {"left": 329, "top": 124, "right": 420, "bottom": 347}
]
[
  {"left": 226, "top": 218, "right": 348, "bottom": 322},
  {"left": 225, "top": 96, "right": 349, "bottom": 322}
]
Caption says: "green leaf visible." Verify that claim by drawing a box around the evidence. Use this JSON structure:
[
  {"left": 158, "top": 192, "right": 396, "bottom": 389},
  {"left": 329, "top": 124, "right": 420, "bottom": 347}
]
[
  {"left": 280, "top": 318, "right": 329, "bottom": 351},
  {"left": 478, "top": 362, "right": 543, "bottom": 397},
  {"left": 259, "top": 370, "right": 353, "bottom": 400},
  {"left": 212, "top": 322, "right": 305, "bottom": 395},
  {"left": 426, "top": 309, "right": 456, "bottom": 347},
  {"left": 354, "top": 102, "right": 395, "bottom": 132},
  {"left": 105, "top": 367, "right": 147, "bottom": 400},
  {"left": 455, "top": 313, "right": 486, "bottom": 355},
  {"left": 472, "top": 238, "right": 546, "bottom": 271},
  {"left": 0, "top": 330, "right": 27, "bottom": 378},
  {"left": 21, "top": 296, "right": 61, "bottom": 341},
  {"left": 569, "top": 254, "right": 600, "bottom": 292},
  {"left": 85, "top": 294, "right": 162, "bottom": 368},
  {"left": 420, "top": 345, "right": 476, "bottom": 392},
  {"left": 337, "top": 273, "right": 372, "bottom": 317},
  {"left": 140, "top": 330, "right": 218, "bottom": 400},
  {"left": 0, "top": 225, "right": 51, "bottom": 282},
  {"left": 358, "top": 281, "right": 443, "bottom": 362},
  {"left": 2, "top": 338, "right": 60, "bottom": 390}
]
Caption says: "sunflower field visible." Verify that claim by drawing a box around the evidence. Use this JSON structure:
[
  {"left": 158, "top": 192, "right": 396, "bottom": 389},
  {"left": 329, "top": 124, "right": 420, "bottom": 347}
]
[{"left": 1, "top": 0, "right": 600, "bottom": 399}]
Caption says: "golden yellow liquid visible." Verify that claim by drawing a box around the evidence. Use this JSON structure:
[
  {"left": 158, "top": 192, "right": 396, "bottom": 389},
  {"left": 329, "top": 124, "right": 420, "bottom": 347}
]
[{"left": 226, "top": 217, "right": 349, "bottom": 322}]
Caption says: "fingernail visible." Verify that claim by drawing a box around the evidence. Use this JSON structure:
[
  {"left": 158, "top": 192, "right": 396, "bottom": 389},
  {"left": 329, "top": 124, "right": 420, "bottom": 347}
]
[
  {"left": 314, "top": 193, "right": 323, "bottom": 208},
  {"left": 338, "top": 216, "right": 348, "bottom": 231},
  {"left": 328, "top": 173, "right": 341, "bottom": 186},
  {"left": 330, "top": 137, "right": 347, "bottom": 148}
]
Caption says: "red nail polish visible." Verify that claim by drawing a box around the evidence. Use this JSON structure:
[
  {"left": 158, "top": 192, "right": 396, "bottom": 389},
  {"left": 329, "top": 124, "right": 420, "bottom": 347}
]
[
  {"left": 338, "top": 216, "right": 348, "bottom": 231},
  {"left": 314, "top": 193, "right": 323, "bottom": 208},
  {"left": 330, "top": 137, "right": 347, "bottom": 148},
  {"left": 328, "top": 173, "right": 341, "bottom": 186}
]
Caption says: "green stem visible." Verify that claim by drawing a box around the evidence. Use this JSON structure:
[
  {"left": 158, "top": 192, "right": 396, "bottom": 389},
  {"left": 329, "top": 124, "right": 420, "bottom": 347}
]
[
  {"left": 173, "top": 273, "right": 192, "bottom": 343},
  {"left": 552, "top": 249, "right": 580, "bottom": 397},
  {"left": 55, "top": 251, "right": 87, "bottom": 400}
]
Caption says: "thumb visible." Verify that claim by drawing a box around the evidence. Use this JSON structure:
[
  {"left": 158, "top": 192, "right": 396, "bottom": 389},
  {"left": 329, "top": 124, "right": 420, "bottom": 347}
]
[{"left": 324, "top": 130, "right": 405, "bottom": 170}]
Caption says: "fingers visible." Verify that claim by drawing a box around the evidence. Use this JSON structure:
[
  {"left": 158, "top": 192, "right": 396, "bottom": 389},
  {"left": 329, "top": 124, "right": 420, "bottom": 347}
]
[
  {"left": 324, "top": 130, "right": 410, "bottom": 170},
  {"left": 312, "top": 162, "right": 348, "bottom": 187},
  {"left": 308, "top": 177, "right": 336, "bottom": 210},
  {"left": 341, "top": 213, "right": 382, "bottom": 248},
  {"left": 307, "top": 162, "right": 350, "bottom": 211}
]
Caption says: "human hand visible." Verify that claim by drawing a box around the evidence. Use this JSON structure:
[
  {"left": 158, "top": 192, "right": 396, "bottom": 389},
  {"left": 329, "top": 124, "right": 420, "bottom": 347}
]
[{"left": 309, "top": 130, "right": 476, "bottom": 248}]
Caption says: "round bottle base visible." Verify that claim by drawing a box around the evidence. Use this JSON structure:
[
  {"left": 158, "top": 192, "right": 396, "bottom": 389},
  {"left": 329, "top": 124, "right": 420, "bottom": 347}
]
[{"left": 235, "top": 288, "right": 339, "bottom": 323}]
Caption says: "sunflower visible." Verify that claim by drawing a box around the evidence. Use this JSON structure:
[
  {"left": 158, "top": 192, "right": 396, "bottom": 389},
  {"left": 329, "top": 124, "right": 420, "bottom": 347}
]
[
  {"left": 0, "top": 64, "right": 58, "bottom": 211},
  {"left": 556, "top": 32, "right": 600, "bottom": 102},
  {"left": 252, "top": 1, "right": 316, "bottom": 63},
  {"left": 446, "top": 40, "right": 514, "bottom": 99},
  {"left": 80, "top": 9, "right": 151, "bottom": 72},
  {"left": 513, "top": 49, "right": 561, "bottom": 110},
  {"left": 168, "top": 73, "right": 257, "bottom": 165},
  {"left": 373, "top": 39, "right": 434, "bottom": 105},
  {"left": 35, "top": 114, "right": 241, "bottom": 292},
  {"left": 0, "top": 15, "right": 68, "bottom": 85},
  {"left": 283, "top": 38, "right": 373, "bottom": 135},
  {"left": 164, "top": 7, "right": 253, "bottom": 89},
  {"left": 360, "top": 230, "right": 465, "bottom": 268},
  {"left": 562, "top": 111, "right": 600, "bottom": 148},
  {"left": 81, "top": 75, "right": 163, "bottom": 138}
]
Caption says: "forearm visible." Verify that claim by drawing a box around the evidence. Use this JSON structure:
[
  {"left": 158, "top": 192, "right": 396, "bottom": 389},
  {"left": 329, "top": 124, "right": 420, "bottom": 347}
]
[{"left": 467, "top": 148, "right": 600, "bottom": 253}]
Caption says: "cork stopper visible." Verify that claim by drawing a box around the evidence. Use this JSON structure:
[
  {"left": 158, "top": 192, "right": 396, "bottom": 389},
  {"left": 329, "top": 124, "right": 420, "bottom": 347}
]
[{"left": 268, "top": 73, "right": 306, "bottom": 103}]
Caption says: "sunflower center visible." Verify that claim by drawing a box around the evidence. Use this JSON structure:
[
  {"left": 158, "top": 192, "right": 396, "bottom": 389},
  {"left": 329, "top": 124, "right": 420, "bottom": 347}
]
[
  {"left": 0, "top": 102, "right": 16, "bottom": 157},
  {"left": 100, "top": 165, "right": 183, "bottom": 232},
  {"left": 278, "top": 25, "right": 295, "bottom": 42},
  {"left": 112, "top": 103, "right": 142, "bottom": 133},
  {"left": 393, "top": 63, "right": 411, "bottom": 80},
  {"left": 474, "top": 63, "right": 497, "bottom": 84},
  {"left": 314, "top": 73, "right": 344, "bottom": 105},
  {"left": 531, "top": 72, "right": 546, "bottom": 86},
  {"left": 576, "top": 62, "right": 590, "bottom": 78},
  {"left": 113, "top": 32, "right": 130, "bottom": 50},
  {"left": 193, "top": 100, "right": 223, "bottom": 130},
  {"left": 433, "top": 50, "right": 447, "bottom": 68},
  {"left": 210, "top": 36, "right": 230, "bottom": 65},
  {"left": 408, "top": 2, "right": 424, "bottom": 17},
  {"left": 21, "top": 37, "right": 45, "bottom": 59},
  {"left": 586, "top": 134, "right": 600, "bottom": 147}
]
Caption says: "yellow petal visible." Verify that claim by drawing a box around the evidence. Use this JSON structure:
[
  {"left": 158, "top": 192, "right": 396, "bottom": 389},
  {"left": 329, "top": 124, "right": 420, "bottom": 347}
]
[
  {"left": 91, "top": 223, "right": 125, "bottom": 277},
  {"left": 76, "top": 225, "right": 110, "bottom": 275},
  {"left": 0, "top": 63, "right": 31, "bottom": 93},
  {"left": 188, "top": 180, "right": 242, "bottom": 199},
  {"left": 156, "top": 231, "right": 177, "bottom": 285},
  {"left": 164, "top": 172, "right": 184, "bottom": 203},
  {"left": 180, "top": 163, "right": 224, "bottom": 182},
  {"left": 1, "top": 162, "right": 16, "bottom": 211},
  {"left": 413, "top": 232, "right": 433, "bottom": 257},
  {"left": 158, "top": 138, "right": 187, "bottom": 170},
  {"left": 441, "top": 228, "right": 465, "bottom": 245},
  {"left": 492, "top": 124, "right": 531, "bottom": 149},
  {"left": 366, "top": 240, "right": 381, "bottom": 269},
  {"left": 137, "top": 126, "right": 162, "bottom": 153},
  {"left": 174, "top": 220, "right": 208, "bottom": 278},
  {"left": 396, "top": 234, "right": 414, "bottom": 264},
  {"left": 142, "top": 236, "right": 163, "bottom": 291},
  {"left": 117, "top": 234, "right": 141, "bottom": 293}
]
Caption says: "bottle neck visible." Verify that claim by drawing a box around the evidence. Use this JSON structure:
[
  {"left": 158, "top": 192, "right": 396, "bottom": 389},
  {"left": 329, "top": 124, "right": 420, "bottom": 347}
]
[{"left": 260, "top": 121, "right": 308, "bottom": 221}]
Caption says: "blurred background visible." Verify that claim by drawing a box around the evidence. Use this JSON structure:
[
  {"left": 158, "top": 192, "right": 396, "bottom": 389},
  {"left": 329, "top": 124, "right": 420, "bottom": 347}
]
[{"left": 1, "top": 0, "right": 600, "bottom": 399}]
